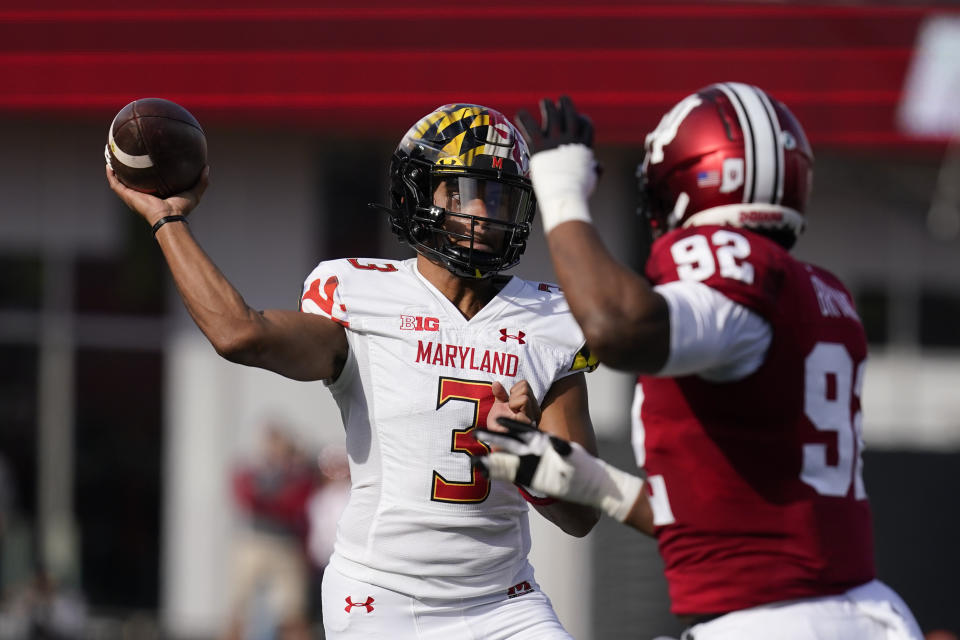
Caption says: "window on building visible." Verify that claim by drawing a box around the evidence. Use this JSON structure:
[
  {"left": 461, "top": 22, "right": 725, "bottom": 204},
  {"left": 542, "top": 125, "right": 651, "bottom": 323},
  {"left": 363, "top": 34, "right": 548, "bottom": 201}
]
[
  {"left": 920, "top": 289, "right": 960, "bottom": 348},
  {"left": 0, "top": 344, "right": 38, "bottom": 518},
  {"left": 855, "top": 287, "right": 890, "bottom": 346},
  {"left": 317, "top": 140, "right": 411, "bottom": 261},
  {"left": 74, "top": 348, "right": 163, "bottom": 608},
  {"left": 73, "top": 216, "right": 166, "bottom": 316},
  {"left": 0, "top": 254, "right": 43, "bottom": 311}
]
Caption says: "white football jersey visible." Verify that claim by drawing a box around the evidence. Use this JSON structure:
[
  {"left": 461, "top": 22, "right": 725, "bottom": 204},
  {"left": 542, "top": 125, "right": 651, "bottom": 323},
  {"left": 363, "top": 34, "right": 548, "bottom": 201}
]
[{"left": 300, "top": 258, "right": 594, "bottom": 600}]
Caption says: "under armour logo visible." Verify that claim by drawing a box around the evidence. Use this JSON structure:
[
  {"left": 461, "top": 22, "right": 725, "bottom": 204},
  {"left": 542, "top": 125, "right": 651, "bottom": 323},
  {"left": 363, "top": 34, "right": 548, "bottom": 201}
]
[
  {"left": 344, "top": 596, "right": 375, "bottom": 613},
  {"left": 499, "top": 329, "right": 525, "bottom": 344}
]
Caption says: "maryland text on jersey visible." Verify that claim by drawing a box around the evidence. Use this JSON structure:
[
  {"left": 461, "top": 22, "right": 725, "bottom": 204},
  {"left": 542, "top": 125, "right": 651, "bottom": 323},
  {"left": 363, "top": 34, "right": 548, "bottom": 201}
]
[{"left": 415, "top": 340, "right": 519, "bottom": 377}]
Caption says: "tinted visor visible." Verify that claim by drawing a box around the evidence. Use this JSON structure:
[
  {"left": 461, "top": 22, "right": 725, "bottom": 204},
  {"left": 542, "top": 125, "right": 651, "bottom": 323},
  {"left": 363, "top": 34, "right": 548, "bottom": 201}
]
[{"left": 431, "top": 176, "right": 533, "bottom": 226}]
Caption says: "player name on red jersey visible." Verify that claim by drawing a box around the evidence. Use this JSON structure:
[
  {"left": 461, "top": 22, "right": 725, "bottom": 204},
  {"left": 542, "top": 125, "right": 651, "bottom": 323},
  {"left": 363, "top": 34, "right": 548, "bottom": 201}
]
[
  {"left": 415, "top": 340, "right": 519, "bottom": 377},
  {"left": 810, "top": 274, "right": 859, "bottom": 320}
]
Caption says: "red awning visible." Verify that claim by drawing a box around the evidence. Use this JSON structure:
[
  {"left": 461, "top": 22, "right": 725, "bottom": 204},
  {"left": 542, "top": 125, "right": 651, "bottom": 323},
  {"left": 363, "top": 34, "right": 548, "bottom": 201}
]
[{"left": 0, "top": 2, "right": 952, "bottom": 146}]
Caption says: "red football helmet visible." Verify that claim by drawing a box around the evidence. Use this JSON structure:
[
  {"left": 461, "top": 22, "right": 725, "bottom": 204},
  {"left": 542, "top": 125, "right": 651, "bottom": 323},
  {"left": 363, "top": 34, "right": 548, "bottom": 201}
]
[{"left": 638, "top": 82, "right": 814, "bottom": 248}]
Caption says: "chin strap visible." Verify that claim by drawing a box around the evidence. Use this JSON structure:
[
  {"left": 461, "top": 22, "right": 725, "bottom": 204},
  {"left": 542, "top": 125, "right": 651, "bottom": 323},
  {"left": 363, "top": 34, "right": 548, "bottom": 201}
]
[
  {"left": 367, "top": 202, "right": 394, "bottom": 215},
  {"left": 666, "top": 192, "right": 690, "bottom": 229}
]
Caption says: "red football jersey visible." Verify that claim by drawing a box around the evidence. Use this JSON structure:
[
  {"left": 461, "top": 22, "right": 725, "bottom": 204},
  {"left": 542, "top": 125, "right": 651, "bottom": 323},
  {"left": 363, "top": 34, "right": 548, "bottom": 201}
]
[{"left": 639, "top": 225, "right": 875, "bottom": 615}]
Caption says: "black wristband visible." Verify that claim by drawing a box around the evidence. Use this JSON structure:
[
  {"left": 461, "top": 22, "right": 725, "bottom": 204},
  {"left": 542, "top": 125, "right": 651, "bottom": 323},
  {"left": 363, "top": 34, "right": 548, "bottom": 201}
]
[{"left": 152, "top": 215, "right": 187, "bottom": 237}]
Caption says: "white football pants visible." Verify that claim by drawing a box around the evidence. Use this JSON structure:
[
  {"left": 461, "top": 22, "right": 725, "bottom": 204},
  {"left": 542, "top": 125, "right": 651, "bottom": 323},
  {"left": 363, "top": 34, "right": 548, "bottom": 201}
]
[
  {"left": 321, "top": 563, "right": 573, "bottom": 639},
  {"left": 679, "top": 579, "right": 923, "bottom": 640}
]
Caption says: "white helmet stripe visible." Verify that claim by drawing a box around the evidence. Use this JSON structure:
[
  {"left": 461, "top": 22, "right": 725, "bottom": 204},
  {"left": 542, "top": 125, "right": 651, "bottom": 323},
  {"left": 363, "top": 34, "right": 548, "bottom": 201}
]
[
  {"left": 721, "top": 83, "right": 780, "bottom": 205},
  {"left": 755, "top": 87, "right": 786, "bottom": 204},
  {"left": 716, "top": 83, "right": 754, "bottom": 204}
]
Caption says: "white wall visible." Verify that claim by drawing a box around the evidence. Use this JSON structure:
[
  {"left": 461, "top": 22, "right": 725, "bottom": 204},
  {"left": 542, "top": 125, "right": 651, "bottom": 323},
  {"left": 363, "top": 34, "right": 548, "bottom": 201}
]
[
  {"left": 862, "top": 349, "right": 960, "bottom": 449},
  {"left": 163, "top": 334, "right": 345, "bottom": 637},
  {"left": 0, "top": 123, "right": 121, "bottom": 253}
]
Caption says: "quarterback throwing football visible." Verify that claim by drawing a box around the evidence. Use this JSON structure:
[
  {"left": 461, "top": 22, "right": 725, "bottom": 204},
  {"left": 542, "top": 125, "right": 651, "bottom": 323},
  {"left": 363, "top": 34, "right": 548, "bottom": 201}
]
[{"left": 107, "top": 104, "right": 600, "bottom": 639}]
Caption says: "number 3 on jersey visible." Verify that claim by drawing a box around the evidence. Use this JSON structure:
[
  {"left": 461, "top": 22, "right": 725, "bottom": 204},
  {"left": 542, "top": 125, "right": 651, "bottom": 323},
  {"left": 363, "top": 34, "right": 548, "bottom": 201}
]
[{"left": 432, "top": 377, "right": 493, "bottom": 503}]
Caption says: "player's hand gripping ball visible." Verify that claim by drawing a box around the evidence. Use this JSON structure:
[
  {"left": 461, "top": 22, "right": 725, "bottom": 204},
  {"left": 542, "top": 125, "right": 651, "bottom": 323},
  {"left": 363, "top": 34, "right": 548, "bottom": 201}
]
[{"left": 105, "top": 98, "right": 207, "bottom": 198}]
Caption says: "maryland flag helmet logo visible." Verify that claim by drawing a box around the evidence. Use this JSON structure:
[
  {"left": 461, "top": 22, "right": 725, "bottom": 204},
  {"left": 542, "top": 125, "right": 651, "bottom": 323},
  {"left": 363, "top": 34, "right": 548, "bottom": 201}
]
[{"left": 381, "top": 104, "right": 536, "bottom": 279}]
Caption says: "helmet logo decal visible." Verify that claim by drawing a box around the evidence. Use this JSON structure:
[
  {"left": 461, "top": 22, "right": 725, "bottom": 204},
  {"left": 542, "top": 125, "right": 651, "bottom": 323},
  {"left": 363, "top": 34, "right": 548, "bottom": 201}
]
[
  {"left": 409, "top": 106, "right": 522, "bottom": 169},
  {"left": 696, "top": 170, "right": 721, "bottom": 188},
  {"left": 645, "top": 94, "right": 702, "bottom": 165},
  {"left": 719, "top": 158, "right": 745, "bottom": 194}
]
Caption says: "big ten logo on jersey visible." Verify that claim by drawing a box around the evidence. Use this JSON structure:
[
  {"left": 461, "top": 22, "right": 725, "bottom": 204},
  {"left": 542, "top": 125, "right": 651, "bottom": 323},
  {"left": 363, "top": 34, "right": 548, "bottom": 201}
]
[{"left": 400, "top": 315, "right": 440, "bottom": 331}]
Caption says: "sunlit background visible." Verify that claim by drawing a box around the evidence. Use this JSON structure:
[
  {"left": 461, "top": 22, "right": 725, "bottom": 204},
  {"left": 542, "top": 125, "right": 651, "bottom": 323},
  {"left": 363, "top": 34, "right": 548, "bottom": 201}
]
[{"left": 1, "top": 2, "right": 958, "bottom": 639}]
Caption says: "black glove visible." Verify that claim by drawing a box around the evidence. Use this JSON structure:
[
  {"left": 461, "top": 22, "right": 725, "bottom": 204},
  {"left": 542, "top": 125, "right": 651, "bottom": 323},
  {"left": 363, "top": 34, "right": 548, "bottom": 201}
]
[
  {"left": 473, "top": 417, "right": 644, "bottom": 522},
  {"left": 515, "top": 96, "right": 595, "bottom": 153},
  {"left": 472, "top": 417, "right": 572, "bottom": 487}
]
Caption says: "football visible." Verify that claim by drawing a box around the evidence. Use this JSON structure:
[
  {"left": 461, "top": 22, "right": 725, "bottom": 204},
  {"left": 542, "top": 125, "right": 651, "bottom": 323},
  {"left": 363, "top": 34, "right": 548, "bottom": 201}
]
[{"left": 105, "top": 98, "right": 207, "bottom": 198}]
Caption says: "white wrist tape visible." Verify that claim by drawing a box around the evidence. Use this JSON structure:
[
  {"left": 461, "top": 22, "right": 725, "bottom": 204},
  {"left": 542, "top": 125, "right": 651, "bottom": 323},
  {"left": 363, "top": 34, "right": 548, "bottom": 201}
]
[
  {"left": 529, "top": 144, "right": 598, "bottom": 234},
  {"left": 593, "top": 460, "right": 646, "bottom": 523},
  {"left": 527, "top": 442, "right": 644, "bottom": 522}
]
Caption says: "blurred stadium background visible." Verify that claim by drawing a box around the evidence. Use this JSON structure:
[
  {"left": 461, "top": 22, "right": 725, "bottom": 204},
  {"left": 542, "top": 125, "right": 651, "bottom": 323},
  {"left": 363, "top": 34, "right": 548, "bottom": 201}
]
[{"left": 0, "top": 1, "right": 958, "bottom": 638}]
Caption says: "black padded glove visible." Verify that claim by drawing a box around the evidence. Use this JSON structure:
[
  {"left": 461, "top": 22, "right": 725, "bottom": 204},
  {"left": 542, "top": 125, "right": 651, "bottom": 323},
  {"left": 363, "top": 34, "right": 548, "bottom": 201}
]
[{"left": 515, "top": 96, "right": 595, "bottom": 153}]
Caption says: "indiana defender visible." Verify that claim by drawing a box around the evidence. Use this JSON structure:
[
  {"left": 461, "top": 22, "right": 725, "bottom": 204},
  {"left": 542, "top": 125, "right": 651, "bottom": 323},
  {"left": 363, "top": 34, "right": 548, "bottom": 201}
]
[
  {"left": 474, "top": 86, "right": 922, "bottom": 639},
  {"left": 106, "top": 103, "right": 598, "bottom": 639}
]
